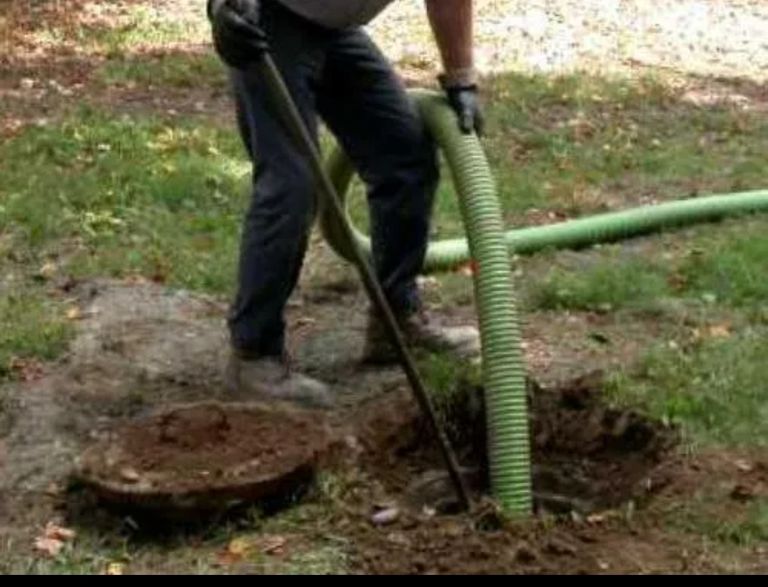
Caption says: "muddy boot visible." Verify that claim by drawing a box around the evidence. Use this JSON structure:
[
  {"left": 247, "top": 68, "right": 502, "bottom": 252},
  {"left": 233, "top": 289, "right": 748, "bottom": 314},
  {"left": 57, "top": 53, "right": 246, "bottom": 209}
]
[
  {"left": 225, "top": 352, "right": 333, "bottom": 409},
  {"left": 363, "top": 309, "right": 481, "bottom": 364}
]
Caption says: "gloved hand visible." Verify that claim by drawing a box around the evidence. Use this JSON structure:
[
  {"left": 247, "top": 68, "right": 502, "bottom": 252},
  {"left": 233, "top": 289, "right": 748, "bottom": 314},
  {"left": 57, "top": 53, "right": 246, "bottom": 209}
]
[
  {"left": 444, "top": 84, "right": 484, "bottom": 136},
  {"left": 207, "top": 0, "right": 268, "bottom": 69}
]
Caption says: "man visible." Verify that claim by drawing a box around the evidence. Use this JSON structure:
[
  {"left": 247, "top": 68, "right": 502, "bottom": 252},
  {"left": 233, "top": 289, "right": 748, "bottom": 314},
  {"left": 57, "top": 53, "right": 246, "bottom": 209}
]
[{"left": 208, "top": 0, "right": 482, "bottom": 407}]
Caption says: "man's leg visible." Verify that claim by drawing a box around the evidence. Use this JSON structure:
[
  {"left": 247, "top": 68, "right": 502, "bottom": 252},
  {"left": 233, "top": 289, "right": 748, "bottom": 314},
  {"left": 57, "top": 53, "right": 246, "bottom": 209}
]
[
  {"left": 317, "top": 30, "right": 437, "bottom": 316},
  {"left": 316, "top": 30, "right": 480, "bottom": 361},
  {"left": 226, "top": 4, "right": 333, "bottom": 405}
]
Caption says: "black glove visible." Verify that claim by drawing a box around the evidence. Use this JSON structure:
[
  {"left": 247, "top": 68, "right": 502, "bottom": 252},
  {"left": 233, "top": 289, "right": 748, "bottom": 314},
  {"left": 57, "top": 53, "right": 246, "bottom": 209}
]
[
  {"left": 444, "top": 84, "right": 484, "bottom": 136},
  {"left": 208, "top": 0, "right": 268, "bottom": 69}
]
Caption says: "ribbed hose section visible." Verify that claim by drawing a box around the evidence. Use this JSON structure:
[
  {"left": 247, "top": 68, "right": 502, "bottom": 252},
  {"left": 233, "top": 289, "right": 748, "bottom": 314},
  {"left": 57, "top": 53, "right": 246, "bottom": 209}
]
[
  {"left": 319, "top": 93, "right": 531, "bottom": 512},
  {"left": 414, "top": 91, "right": 531, "bottom": 513},
  {"left": 322, "top": 93, "right": 532, "bottom": 511},
  {"left": 322, "top": 152, "right": 768, "bottom": 272}
]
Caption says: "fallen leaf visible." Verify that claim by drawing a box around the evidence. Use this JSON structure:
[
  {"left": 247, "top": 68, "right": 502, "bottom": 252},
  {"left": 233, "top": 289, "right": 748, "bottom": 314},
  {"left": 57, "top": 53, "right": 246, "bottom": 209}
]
[
  {"left": 586, "top": 513, "right": 607, "bottom": 524},
  {"left": 119, "top": 467, "right": 140, "bottom": 483},
  {"left": 215, "top": 538, "right": 251, "bottom": 566},
  {"left": 215, "top": 551, "right": 241, "bottom": 567},
  {"left": 544, "top": 537, "right": 578, "bottom": 556},
  {"left": 227, "top": 537, "right": 252, "bottom": 557},
  {"left": 707, "top": 323, "right": 731, "bottom": 339},
  {"left": 33, "top": 522, "right": 76, "bottom": 557},
  {"left": 8, "top": 356, "right": 45, "bottom": 382},
  {"left": 371, "top": 507, "right": 400, "bottom": 527},
  {"left": 105, "top": 562, "right": 125, "bottom": 575},
  {"left": 45, "top": 522, "right": 76, "bottom": 542},
  {"left": 37, "top": 261, "right": 57, "bottom": 280},
  {"left": 34, "top": 537, "right": 64, "bottom": 557},
  {"left": 455, "top": 260, "right": 477, "bottom": 276},
  {"left": 294, "top": 317, "right": 317, "bottom": 328},
  {"left": 217, "top": 535, "right": 288, "bottom": 565},
  {"left": 258, "top": 535, "right": 287, "bottom": 555},
  {"left": 45, "top": 483, "right": 62, "bottom": 497},
  {"left": 730, "top": 484, "right": 755, "bottom": 503}
]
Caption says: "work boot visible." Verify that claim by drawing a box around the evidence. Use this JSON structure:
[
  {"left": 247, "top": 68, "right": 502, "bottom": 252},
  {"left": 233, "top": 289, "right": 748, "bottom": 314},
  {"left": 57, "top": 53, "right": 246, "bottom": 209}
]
[
  {"left": 224, "top": 352, "right": 333, "bottom": 409},
  {"left": 363, "top": 308, "right": 481, "bottom": 364}
]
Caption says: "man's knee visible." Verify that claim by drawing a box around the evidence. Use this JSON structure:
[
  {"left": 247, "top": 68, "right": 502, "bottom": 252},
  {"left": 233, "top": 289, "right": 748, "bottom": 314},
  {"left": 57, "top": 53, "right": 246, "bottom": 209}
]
[{"left": 248, "top": 158, "right": 316, "bottom": 232}]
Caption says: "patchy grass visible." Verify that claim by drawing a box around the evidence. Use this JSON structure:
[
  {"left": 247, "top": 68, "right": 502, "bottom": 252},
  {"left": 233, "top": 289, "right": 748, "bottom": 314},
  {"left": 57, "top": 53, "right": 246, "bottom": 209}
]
[
  {"left": 338, "top": 72, "right": 767, "bottom": 241},
  {"left": 0, "top": 107, "right": 249, "bottom": 294},
  {"left": 0, "top": 496, "right": 348, "bottom": 575},
  {"left": 5, "top": 2, "right": 208, "bottom": 60},
  {"left": 525, "top": 252, "right": 672, "bottom": 313},
  {"left": 665, "top": 494, "right": 768, "bottom": 549},
  {"left": 0, "top": 104, "right": 248, "bottom": 379},
  {"left": 98, "top": 52, "right": 227, "bottom": 90},
  {"left": 0, "top": 289, "right": 72, "bottom": 381},
  {"left": 678, "top": 222, "right": 768, "bottom": 308},
  {"left": 516, "top": 214, "right": 768, "bottom": 429},
  {"left": 709, "top": 501, "right": 768, "bottom": 547},
  {"left": 85, "top": 5, "right": 208, "bottom": 57},
  {"left": 606, "top": 327, "right": 768, "bottom": 447},
  {"left": 523, "top": 216, "right": 768, "bottom": 314},
  {"left": 483, "top": 73, "right": 768, "bottom": 221}
]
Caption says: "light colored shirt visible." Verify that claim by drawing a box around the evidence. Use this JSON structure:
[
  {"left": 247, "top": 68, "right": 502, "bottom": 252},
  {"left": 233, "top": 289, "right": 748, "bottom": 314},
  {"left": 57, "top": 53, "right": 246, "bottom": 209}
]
[{"left": 276, "top": 0, "right": 394, "bottom": 29}]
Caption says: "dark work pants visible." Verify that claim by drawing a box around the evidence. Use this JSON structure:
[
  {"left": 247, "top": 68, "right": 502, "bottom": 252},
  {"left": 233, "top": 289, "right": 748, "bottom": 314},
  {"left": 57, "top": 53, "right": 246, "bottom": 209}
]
[{"left": 228, "top": 2, "right": 439, "bottom": 357}]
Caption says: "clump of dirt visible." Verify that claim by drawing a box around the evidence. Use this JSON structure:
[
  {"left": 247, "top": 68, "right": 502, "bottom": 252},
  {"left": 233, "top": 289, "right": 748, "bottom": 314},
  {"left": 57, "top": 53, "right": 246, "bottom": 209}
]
[{"left": 76, "top": 402, "right": 332, "bottom": 512}]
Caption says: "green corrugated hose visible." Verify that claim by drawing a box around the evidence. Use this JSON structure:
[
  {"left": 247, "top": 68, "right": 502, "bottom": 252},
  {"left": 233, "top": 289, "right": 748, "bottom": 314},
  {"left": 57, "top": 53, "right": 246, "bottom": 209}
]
[
  {"left": 319, "top": 90, "right": 768, "bottom": 515},
  {"left": 321, "top": 97, "right": 768, "bottom": 272}
]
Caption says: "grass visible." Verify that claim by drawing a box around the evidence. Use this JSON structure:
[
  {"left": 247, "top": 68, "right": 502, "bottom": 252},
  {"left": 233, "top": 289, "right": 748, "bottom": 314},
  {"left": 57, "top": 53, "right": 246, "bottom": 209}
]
[
  {"left": 666, "top": 495, "right": 768, "bottom": 549},
  {"left": 710, "top": 501, "right": 768, "bottom": 547},
  {"left": 0, "top": 495, "right": 348, "bottom": 575},
  {"left": 483, "top": 73, "right": 768, "bottom": 221},
  {"left": 98, "top": 52, "right": 227, "bottom": 90},
  {"left": 0, "top": 107, "right": 249, "bottom": 294},
  {"left": 522, "top": 216, "right": 768, "bottom": 314},
  {"left": 606, "top": 327, "right": 768, "bottom": 447},
  {"left": 2, "top": 62, "right": 766, "bottom": 403},
  {"left": 679, "top": 223, "right": 768, "bottom": 308},
  {"left": 10, "top": 3, "right": 208, "bottom": 60},
  {"left": 525, "top": 251, "right": 672, "bottom": 313},
  {"left": 0, "top": 289, "right": 72, "bottom": 380},
  {"left": 313, "top": 71, "right": 768, "bottom": 242}
]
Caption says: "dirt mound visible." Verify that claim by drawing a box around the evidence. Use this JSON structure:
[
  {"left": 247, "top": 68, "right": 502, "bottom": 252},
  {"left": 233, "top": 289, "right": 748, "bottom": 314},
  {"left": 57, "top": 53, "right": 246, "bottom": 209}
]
[{"left": 76, "top": 402, "right": 332, "bottom": 513}]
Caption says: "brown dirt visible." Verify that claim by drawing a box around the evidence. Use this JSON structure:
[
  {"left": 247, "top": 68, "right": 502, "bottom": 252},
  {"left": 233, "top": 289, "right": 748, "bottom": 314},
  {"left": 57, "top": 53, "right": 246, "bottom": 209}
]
[
  {"left": 347, "top": 372, "right": 677, "bottom": 517},
  {"left": 1, "top": 279, "right": 766, "bottom": 574},
  {"left": 529, "top": 373, "right": 677, "bottom": 513},
  {"left": 76, "top": 402, "right": 332, "bottom": 511},
  {"left": 314, "top": 373, "right": 695, "bottom": 574},
  {"left": 343, "top": 444, "right": 768, "bottom": 575}
]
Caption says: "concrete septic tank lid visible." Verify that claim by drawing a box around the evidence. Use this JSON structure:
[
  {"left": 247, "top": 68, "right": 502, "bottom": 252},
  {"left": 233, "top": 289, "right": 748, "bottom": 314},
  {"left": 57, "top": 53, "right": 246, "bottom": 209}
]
[{"left": 74, "top": 401, "right": 332, "bottom": 515}]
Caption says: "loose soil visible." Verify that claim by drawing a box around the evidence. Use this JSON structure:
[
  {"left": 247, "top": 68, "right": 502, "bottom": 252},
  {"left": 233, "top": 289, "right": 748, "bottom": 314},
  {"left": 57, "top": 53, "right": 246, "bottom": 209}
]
[
  {"left": 1, "top": 280, "right": 766, "bottom": 574},
  {"left": 76, "top": 402, "right": 332, "bottom": 512}
]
